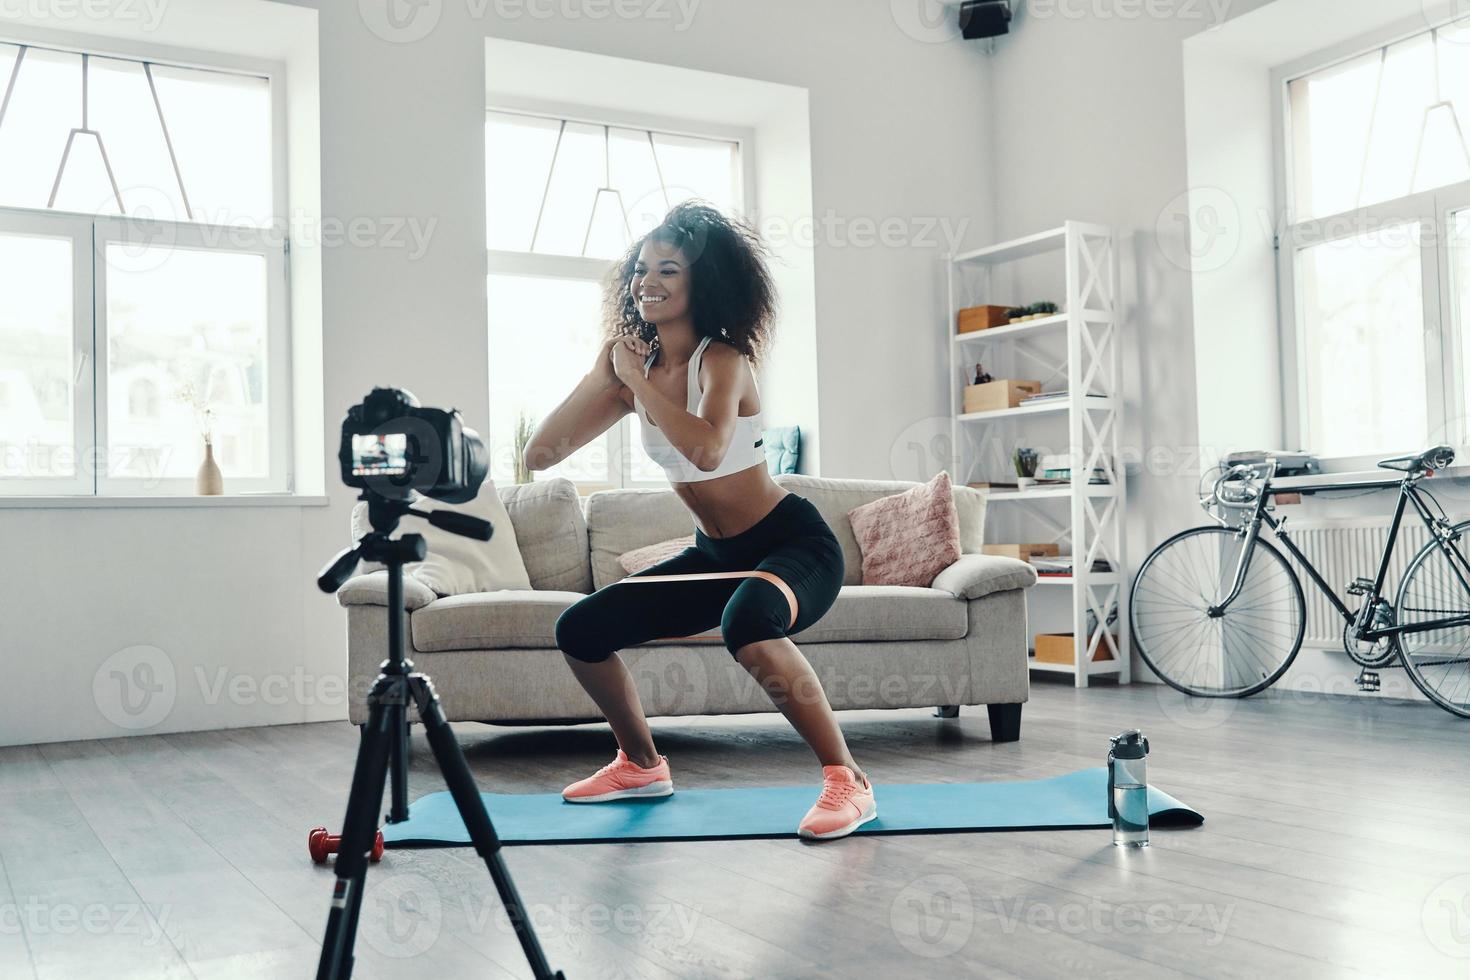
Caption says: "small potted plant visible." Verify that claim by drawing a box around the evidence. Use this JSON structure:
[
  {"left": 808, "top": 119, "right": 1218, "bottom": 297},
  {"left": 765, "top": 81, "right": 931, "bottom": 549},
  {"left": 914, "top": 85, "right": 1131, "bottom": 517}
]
[
  {"left": 176, "top": 380, "right": 221, "bottom": 495},
  {"left": 1013, "top": 447, "right": 1039, "bottom": 490}
]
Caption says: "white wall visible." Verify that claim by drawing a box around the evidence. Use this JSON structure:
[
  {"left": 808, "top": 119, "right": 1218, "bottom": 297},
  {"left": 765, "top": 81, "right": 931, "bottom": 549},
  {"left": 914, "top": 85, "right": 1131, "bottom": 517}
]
[
  {"left": 989, "top": 0, "right": 1470, "bottom": 702},
  {"left": 0, "top": 0, "right": 996, "bottom": 745},
  {"left": 987, "top": 0, "right": 1276, "bottom": 577}
]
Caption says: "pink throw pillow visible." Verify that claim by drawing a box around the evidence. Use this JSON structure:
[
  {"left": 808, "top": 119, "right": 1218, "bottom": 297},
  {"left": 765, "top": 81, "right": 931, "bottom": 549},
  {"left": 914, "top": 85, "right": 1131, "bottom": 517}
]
[
  {"left": 619, "top": 534, "right": 696, "bottom": 575},
  {"left": 847, "top": 472, "right": 962, "bottom": 586}
]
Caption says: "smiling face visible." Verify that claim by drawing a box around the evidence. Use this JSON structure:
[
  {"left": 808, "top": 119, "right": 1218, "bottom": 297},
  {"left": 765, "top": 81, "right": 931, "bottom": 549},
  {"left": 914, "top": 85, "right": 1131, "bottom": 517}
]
[{"left": 630, "top": 239, "right": 692, "bottom": 326}]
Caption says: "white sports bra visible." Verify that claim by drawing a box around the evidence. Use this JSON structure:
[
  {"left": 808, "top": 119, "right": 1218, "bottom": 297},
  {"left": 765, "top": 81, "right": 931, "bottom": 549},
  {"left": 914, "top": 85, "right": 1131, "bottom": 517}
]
[{"left": 633, "top": 336, "right": 766, "bottom": 483}]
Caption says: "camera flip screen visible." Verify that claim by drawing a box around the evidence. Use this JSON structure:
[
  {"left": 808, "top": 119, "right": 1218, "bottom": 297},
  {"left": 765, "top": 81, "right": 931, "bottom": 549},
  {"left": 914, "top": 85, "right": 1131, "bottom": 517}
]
[{"left": 351, "top": 433, "right": 409, "bottom": 476}]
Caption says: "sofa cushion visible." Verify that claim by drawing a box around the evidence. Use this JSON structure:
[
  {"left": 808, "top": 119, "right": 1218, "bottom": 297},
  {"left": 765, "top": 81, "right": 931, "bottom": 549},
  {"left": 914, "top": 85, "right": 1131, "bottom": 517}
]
[
  {"left": 772, "top": 474, "right": 955, "bottom": 585},
  {"left": 586, "top": 488, "right": 697, "bottom": 590},
  {"left": 930, "top": 554, "right": 1038, "bottom": 600},
  {"left": 797, "top": 585, "right": 969, "bottom": 642},
  {"left": 352, "top": 489, "right": 531, "bottom": 596},
  {"left": 952, "top": 484, "right": 987, "bottom": 553},
  {"left": 846, "top": 471, "right": 962, "bottom": 587},
  {"left": 620, "top": 534, "right": 696, "bottom": 575},
  {"left": 413, "top": 590, "right": 590, "bottom": 652},
  {"left": 337, "top": 570, "right": 438, "bottom": 611},
  {"left": 410, "top": 584, "right": 968, "bottom": 653},
  {"left": 498, "top": 478, "right": 593, "bottom": 594}
]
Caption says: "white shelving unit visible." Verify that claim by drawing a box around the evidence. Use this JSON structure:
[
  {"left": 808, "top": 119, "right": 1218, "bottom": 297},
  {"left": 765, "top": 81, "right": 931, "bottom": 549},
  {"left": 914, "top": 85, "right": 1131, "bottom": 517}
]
[{"left": 946, "top": 221, "right": 1129, "bottom": 687}]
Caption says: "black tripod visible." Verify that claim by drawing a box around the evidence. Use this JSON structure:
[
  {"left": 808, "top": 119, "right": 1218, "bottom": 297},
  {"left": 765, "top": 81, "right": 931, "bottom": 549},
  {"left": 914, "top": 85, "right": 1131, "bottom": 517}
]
[{"left": 315, "top": 493, "right": 565, "bottom": 980}]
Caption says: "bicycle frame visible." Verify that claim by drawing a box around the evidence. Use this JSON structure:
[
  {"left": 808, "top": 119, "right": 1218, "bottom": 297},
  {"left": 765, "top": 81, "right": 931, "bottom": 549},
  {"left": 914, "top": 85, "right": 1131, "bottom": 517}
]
[{"left": 1210, "top": 470, "right": 1470, "bottom": 642}]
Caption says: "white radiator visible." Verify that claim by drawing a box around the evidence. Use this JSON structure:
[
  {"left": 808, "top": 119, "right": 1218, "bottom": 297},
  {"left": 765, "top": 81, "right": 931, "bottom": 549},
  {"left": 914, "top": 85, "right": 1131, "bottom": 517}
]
[{"left": 1285, "top": 519, "right": 1434, "bottom": 647}]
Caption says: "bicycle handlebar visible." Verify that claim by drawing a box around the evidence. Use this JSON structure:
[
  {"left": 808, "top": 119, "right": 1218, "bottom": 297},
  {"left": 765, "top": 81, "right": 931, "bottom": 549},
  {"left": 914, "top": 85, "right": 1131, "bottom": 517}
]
[{"left": 1210, "top": 461, "right": 1276, "bottom": 510}]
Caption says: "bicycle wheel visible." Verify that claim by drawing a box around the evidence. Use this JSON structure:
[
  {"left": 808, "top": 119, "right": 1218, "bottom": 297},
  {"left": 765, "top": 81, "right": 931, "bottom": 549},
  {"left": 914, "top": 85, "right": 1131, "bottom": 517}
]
[
  {"left": 1130, "top": 526, "right": 1305, "bottom": 697},
  {"left": 1395, "top": 522, "right": 1470, "bottom": 718}
]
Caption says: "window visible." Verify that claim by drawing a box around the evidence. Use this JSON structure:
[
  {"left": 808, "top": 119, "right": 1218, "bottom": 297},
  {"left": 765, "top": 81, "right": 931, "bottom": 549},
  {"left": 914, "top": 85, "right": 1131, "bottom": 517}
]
[
  {"left": 485, "top": 108, "right": 743, "bottom": 490},
  {"left": 1280, "top": 21, "right": 1470, "bottom": 463},
  {"left": 0, "top": 41, "right": 287, "bottom": 496}
]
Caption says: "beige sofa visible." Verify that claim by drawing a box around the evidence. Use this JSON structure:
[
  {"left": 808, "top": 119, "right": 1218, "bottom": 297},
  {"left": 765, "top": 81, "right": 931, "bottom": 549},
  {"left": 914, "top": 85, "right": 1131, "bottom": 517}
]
[{"left": 339, "top": 474, "right": 1036, "bottom": 741}]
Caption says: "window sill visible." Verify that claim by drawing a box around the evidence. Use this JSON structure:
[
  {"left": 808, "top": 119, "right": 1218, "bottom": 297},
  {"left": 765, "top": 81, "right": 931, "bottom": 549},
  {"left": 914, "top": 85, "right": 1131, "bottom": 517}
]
[{"left": 0, "top": 494, "right": 330, "bottom": 510}]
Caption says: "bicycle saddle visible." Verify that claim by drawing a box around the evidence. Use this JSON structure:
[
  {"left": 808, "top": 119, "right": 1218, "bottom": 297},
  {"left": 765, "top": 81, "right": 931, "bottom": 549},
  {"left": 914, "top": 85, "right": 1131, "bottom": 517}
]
[{"left": 1377, "top": 445, "right": 1456, "bottom": 473}]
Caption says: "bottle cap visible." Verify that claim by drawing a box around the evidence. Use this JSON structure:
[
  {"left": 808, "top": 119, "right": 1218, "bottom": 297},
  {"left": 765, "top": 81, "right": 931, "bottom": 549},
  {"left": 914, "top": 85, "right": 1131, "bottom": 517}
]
[{"left": 1110, "top": 729, "right": 1148, "bottom": 760}]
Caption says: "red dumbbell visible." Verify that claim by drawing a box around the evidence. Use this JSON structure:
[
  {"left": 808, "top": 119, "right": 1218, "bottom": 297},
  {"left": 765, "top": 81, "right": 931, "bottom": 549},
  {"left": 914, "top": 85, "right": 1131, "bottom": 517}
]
[{"left": 308, "top": 826, "right": 385, "bottom": 864}]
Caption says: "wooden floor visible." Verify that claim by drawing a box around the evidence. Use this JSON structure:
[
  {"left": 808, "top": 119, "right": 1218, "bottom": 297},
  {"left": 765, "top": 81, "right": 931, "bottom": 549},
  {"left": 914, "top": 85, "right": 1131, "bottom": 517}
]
[{"left": 2, "top": 679, "right": 1468, "bottom": 979}]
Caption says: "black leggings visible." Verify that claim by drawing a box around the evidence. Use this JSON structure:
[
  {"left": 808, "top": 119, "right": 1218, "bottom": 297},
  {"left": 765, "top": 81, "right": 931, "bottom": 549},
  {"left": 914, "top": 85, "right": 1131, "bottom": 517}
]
[{"left": 555, "top": 493, "right": 845, "bottom": 661}]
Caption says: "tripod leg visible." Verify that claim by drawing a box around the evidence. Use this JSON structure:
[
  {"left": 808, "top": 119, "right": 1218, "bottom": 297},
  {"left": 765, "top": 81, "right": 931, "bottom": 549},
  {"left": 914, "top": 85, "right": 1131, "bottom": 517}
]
[
  {"left": 387, "top": 704, "right": 410, "bottom": 824},
  {"left": 317, "top": 689, "right": 396, "bottom": 980},
  {"left": 411, "top": 675, "right": 565, "bottom": 980}
]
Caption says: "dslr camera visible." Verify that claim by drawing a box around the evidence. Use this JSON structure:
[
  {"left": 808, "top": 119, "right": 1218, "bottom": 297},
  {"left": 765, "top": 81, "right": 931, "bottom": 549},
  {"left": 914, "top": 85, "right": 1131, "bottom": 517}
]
[{"left": 338, "top": 387, "right": 488, "bottom": 503}]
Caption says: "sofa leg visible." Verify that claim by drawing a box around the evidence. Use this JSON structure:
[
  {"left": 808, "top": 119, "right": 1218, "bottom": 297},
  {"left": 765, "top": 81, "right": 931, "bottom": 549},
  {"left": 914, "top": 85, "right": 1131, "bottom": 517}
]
[
  {"left": 986, "top": 703, "right": 1022, "bottom": 743},
  {"left": 933, "top": 705, "right": 960, "bottom": 719}
]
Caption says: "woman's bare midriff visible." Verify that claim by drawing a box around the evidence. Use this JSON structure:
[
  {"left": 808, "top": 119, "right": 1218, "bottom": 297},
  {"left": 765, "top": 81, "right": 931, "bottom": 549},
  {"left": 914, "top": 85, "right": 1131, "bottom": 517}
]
[
  {"left": 616, "top": 349, "right": 786, "bottom": 538},
  {"left": 673, "top": 463, "right": 790, "bottom": 539}
]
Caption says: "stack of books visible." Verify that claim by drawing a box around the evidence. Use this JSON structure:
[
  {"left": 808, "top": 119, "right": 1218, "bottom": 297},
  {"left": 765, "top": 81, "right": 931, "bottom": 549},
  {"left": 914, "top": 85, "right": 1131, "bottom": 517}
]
[
  {"left": 1032, "top": 557, "right": 1114, "bottom": 578},
  {"left": 1019, "top": 389, "right": 1110, "bottom": 407}
]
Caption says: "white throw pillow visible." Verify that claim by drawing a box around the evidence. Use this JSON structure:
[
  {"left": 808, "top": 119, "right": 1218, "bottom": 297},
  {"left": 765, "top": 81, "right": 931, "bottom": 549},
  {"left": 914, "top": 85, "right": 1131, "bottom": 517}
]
[
  {"left": 952, "top": 485, "right": 988, "bottom": 554},
  {"left": 351, "top": 483, "right": 533, "bottom": 596}
]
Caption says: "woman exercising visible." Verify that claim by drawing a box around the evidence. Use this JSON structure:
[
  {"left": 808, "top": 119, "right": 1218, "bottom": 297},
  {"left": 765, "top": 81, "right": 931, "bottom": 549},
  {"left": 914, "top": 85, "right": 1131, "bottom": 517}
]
[{"left": 523, "top": 202, "right": 875, "bottom": 841}]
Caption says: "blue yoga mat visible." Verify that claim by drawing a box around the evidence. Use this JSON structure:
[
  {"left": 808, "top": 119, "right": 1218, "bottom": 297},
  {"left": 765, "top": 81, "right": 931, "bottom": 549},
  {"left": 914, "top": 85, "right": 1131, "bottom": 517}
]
[{"left": 381, "top": 767, "right": 1201, "bottom": 847}]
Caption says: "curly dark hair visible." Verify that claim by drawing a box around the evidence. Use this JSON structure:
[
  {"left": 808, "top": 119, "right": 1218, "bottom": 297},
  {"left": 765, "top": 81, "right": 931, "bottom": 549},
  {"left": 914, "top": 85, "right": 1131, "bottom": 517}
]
[{"left": 603, "top": 201, "right": 777, "bottom": 365}]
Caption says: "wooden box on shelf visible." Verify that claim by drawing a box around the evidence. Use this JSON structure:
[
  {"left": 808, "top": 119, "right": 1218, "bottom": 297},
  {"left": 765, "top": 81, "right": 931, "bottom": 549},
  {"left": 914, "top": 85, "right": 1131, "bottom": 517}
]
[
  {"left": 957, "top": 305, "right": 1014, "bottom": 334},
  {"left": 963, "top": 379, "right": 1041, "bottom": 413},
  {"left": 1033, "top": 633, "right": 1115, "bottom": 665},
  {"left": 984, "top": 543, "right": 1061, "bottom": 562}
]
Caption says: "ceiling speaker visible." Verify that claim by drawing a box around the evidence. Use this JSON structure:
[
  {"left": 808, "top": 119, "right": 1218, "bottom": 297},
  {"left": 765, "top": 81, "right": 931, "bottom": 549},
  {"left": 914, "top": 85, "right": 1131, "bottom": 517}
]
[{"left": 959, "top": 1, "right": 1012, "bottom": 40}]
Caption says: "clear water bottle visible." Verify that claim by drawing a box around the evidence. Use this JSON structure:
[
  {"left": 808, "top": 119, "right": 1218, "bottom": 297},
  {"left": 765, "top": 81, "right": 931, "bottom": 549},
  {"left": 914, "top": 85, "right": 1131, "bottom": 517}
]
[{"left": 1108, "top": 729, "right": 1149, "bottom": 847}]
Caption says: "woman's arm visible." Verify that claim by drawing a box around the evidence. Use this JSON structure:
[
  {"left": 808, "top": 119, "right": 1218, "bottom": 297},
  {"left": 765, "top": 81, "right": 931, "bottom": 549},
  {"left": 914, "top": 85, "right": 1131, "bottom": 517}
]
[
  {"left": 615, "top": 339, "right": 746, "bottom": 474},
  {"left": 523, "top": 338, "right": 634, "bottom": 472}
]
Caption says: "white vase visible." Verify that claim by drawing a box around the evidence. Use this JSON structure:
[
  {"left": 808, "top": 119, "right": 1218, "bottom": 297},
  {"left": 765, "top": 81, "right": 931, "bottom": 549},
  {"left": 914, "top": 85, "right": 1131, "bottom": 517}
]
[{"left": 196, "top": 441, "right": 223, "bottom": 495}]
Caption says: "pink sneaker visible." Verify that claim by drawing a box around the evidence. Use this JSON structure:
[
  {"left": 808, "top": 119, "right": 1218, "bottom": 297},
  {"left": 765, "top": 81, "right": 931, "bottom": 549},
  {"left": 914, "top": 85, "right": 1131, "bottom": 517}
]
[
  {"left": 798, "top": 765, "right": 877, "bottom": 840},
  {"left": 561, "top": 749, "right": 673, "bottom": 803}
]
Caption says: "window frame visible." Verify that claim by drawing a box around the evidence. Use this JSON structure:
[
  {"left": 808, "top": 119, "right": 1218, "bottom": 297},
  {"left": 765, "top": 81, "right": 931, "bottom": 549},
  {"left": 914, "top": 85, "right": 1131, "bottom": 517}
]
[
  {"left": 0, "top": 208, "right": 95, "bottom": 495},
  {"left": 1272, "top": 17, "right": 1470, "bottom": 471},
  {"left": 94, "top": 217, "right": 293, "bottom": 495},
  {"left": 0, "top": 29, "right": 292, "bottom": 497},
  {"left": 485, "top": 96, "right": 753, "bottom": 492}
]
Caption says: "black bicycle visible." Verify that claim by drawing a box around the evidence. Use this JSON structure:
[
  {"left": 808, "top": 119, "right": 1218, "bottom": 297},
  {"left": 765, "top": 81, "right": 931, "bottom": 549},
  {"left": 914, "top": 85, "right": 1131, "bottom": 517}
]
[{"left": 1130, "top": 446, "right": 1470, "bottom": 717}]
